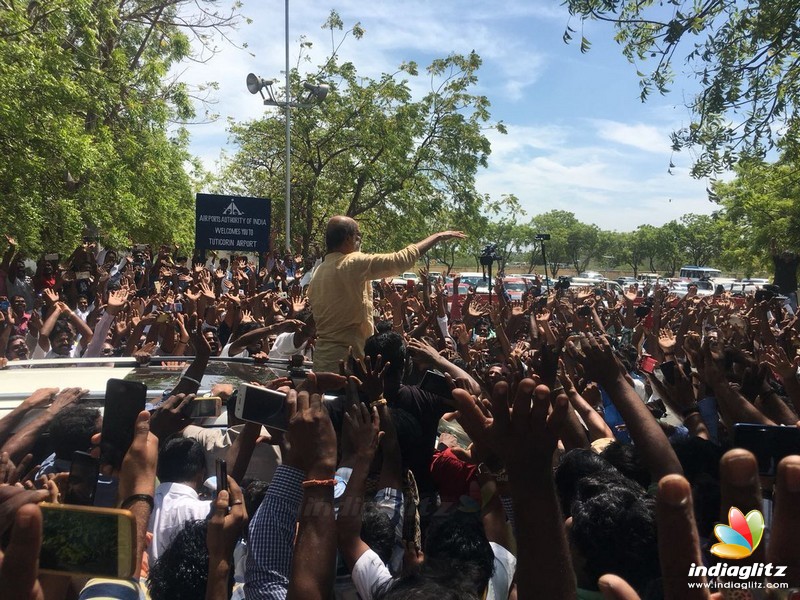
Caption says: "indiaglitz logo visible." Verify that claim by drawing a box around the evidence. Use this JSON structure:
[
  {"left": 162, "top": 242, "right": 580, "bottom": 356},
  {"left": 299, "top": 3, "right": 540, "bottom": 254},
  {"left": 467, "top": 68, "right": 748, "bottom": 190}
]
[{"left": 710, "top": 507, "right": 764, "bottom": 559}]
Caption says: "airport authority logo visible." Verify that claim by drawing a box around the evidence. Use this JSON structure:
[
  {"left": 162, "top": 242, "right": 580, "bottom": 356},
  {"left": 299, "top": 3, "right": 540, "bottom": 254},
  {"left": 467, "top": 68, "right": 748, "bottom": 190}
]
[{"left": 710, "top": 507, "right": 764, "bottom": 559}]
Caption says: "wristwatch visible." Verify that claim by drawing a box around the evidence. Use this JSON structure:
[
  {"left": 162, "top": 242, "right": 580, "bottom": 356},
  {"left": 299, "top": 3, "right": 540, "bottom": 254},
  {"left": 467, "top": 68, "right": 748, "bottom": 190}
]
[{"left": 477, "top": 462, "right": 494, "bottom": 477}]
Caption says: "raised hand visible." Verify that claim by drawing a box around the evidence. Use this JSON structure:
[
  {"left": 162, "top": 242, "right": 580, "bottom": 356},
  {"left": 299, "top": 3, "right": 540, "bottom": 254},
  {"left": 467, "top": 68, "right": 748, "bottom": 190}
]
[
  {"left": 658, "top": 328, "right": 677, "bottom": 355},
  {"left": 350, "top": 355, "right": 389, "bottom": 402},
  {"left": 283, "top": 390, "right": 337, "bottom": 479},
  {"left": 342, "top": 402, "right": 382, "bottom": 463}
]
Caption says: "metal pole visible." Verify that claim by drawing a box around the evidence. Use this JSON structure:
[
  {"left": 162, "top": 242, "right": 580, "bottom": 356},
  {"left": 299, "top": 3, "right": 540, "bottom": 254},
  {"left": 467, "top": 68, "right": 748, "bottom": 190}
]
[
  {"left": 284, "top": 0, "right": 291, "bottom": 252},
  {"left": 541, "top": 241, "right": 550, "bottom": 291}
]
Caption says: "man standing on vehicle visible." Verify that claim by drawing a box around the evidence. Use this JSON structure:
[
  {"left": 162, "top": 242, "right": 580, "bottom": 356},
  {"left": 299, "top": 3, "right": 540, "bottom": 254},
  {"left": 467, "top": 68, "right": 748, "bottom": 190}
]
[{"left": 307, "top": 216, "right": 465, "bottom": 372}]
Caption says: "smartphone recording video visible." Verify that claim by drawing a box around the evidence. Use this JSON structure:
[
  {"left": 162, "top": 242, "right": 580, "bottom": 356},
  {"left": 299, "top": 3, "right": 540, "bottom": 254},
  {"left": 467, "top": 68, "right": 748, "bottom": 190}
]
[
  {"left": 420, "top": 370, "right": 452, "bottom": 399},
  {"left": 734, "top": 423, "right": 800, "bottom": 476},
  {"left": 64, "top": 451, "right": 99, "bottom": 506},
  {"left": 101, "top": 379, "right": 147, "bottom": 469},
  {"left": 181, "top": 396, "right": 222, "bottom": 420},
  {"left": 216, "top": 458, "right": 228, "bottom": 495},
  {"left": 39, "top": 504, "right": 136, "bottom": 579},
  {"left": 235, "top": 384, "right": 289, "bottom": 431}
]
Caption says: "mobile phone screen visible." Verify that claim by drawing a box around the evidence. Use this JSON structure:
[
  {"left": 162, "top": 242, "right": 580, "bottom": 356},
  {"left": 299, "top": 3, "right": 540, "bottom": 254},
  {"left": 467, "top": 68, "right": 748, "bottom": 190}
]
[
  {"left": 658, "top": 360, "right": 676, "bottom": 385},
  {"left": 65, "top": 451, "right": 99, "bottom": 506},
  {"left": 734, "top": 423, "right": 800, "bottom": 476},
  {"left": 182, "top": 397, "right": 221, "bottom": 419},
  {"left": 216, "top": 458, "right": 228, "bottom": 495},
  {"left": 236, "top": 384, "right": 289, "bottom": 431},
  {"left": 420, "top": 370, "right": 452, "bottom": 399},
  {"left": 101, "top": 379, "right": 147, "bottom": 469},
  {"left": 40, "top": 504, "right": 135, "bottom": 578}
]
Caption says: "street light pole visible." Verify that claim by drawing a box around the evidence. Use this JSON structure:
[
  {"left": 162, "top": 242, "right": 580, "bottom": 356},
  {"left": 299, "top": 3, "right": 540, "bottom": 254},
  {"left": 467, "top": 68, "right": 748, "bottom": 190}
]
[{"left": 284, "top": 0, "right": 291, "bottom": 253}]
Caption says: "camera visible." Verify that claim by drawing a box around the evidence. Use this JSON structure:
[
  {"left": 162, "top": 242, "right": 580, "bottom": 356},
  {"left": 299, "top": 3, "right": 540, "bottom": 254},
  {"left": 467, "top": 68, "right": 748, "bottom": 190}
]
[
  {"left": 535, "top": 233, "right": 551, "bottom": 241},
  {"left": 553, "top": 276, "right": 570, "bottom": 291},
  {"left": 479, "top": 243, "right": 500, "bottom": 267}
]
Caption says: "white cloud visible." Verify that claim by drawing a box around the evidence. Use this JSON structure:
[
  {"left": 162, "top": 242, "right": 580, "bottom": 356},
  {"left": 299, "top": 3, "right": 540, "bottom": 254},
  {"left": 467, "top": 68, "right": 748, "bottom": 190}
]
[
  {"left": 173, "top": 0, "right": 720, "bottom": 231},
  {"left": 592, "top": 119, "right": 672, "bottom": 154}
]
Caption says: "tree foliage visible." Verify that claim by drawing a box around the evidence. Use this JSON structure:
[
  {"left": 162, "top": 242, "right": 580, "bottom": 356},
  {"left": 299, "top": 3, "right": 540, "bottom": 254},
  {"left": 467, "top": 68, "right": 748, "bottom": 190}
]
[
  {"left": 0, "top": 0, "right": 244, "bottom": 255},
  {"left": 712, "top": 158, "right": 800, "bottom": 291},
  {"left": 564, "top": 0, "right": 800, "bottom": 177},
  {"left": 217, "top": 14, "right": 505, "bottom": 254}
]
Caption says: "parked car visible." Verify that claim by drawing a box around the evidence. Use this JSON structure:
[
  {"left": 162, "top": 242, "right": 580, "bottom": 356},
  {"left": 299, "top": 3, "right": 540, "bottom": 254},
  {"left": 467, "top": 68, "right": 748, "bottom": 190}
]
[
  {"left": 0, "top": 357, "right": 290, "bottom": 422},
  {"left": 502, "top": 277, "right": 528, "bottom": 301},
  {"left": 578, "top": 271, "right": 605, "bottom": 282}
]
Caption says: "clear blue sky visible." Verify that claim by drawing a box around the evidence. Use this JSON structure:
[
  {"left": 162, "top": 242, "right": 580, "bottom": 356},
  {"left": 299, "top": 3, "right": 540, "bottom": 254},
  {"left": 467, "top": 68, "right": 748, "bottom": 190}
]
[{"left": 181, "top": 0, "right": 717, "bottom": 232}]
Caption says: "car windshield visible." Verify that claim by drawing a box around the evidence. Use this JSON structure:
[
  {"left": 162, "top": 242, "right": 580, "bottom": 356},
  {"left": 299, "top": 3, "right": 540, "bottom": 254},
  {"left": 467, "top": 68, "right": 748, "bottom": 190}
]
[{"left": 504, "top": 282, "right": 526, "bottom": 291}]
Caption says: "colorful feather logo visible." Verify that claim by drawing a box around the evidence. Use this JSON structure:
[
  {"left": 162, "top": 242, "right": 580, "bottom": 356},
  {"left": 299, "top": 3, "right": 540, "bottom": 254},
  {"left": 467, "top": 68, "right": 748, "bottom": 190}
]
[{"left": 710, "top": 507, "right": 764, "bottom": 559}]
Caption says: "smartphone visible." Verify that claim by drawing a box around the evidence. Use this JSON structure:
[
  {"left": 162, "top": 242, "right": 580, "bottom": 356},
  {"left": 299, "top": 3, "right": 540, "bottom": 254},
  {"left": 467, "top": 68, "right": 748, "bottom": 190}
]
[
  {"left": 156, "top": 312, "right": 171, "bottom": 323},
  {"left": 173, "top": 301, "right": 183, "bottom": 313},
  {"left": 288, "top": 354, "right": 306, "bottom": 387},
  {"left": 420, "top": 369, "right": 452, "bottom": 399},
  {"left": 640, "top": 355, "right": 658, "bottom": 374},
  {"left": 216, "top": 458, "right": 228, "bottom": 495},
  {"left": 44, "top": 253, "right": 59, "bottom": 262},
  {"left": 181, "top": 396, "right": 222, "bottom": 419},
  {"left": 39, "top": 503, "right": 136, "bottom": 579},
  {"left": 76, "top": 271, "right": 91, "bottom": 280},
  {"left": 235, "top": 384, "right": 289, "bottom": 431},
  {"left": 0, "top": 300, "right": 8, "bottom": 311},
  {"left": 64, "top": 451, "right": 99, "bottom": 506},
  {"left": 101, "top": 379, "right": 147, "bottom": 469},
  {"left": 733, "top": 423, "right": 800, "bottom": 476},
  {"left": 658, "top": 360, "right": 676, "bottom": 385}
]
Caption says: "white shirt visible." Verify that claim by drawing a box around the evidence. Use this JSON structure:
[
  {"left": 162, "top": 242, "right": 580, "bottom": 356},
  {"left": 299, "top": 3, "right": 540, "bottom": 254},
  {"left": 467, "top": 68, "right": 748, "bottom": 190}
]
[
  {"left": 220, "top": 342, "right": 249, "bottom": 358},
  {"left": 268, "top": 331, "right": 308, "bottom": 362},
  {"left": 487, "top": 542, "right": 517, "bottom": 600},
  {"left": 148, "top": 482, "right": 211, "bottom": 564},
  {"left": 351, "top": 542, "right": 516, "bottom": 600},
  {"left": 351, "top": 548, "right": 392, "bottom": 600}
]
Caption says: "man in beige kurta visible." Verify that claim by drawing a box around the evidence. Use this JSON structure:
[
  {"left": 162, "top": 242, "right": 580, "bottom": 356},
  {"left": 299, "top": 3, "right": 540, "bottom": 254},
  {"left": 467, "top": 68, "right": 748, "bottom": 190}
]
[{"left": 307, "top": 216, "right": 465, "bottom": 372}]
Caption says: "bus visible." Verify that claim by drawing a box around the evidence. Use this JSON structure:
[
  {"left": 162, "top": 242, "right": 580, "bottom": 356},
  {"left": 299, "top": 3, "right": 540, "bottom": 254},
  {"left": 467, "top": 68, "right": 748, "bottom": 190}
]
[{"left": 679, "top": 265, "right": 722, "bottom": 280}]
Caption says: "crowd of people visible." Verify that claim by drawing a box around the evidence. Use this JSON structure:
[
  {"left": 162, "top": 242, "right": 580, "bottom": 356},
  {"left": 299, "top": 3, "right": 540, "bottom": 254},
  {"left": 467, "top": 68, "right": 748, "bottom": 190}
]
[{"left": 0, "top": 219, "right": 799, "bottom": 600}]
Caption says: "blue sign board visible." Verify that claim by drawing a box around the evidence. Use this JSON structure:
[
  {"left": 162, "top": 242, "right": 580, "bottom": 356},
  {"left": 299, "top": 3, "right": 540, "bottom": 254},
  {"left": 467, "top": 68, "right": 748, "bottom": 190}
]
[{"left": 195, "top": 193, "right": 271, "bottom": 253}]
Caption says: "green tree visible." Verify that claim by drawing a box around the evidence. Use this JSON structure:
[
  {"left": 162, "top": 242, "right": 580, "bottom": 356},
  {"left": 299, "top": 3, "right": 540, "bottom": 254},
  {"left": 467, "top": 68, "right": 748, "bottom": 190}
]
[
  {"left": 614, "top": 231, "right": 640, "bottom": 276},
  {"left": 678, "top": 213, "right": 720, "bottom": 267},
  {"left": 712, "top": 158, "right": 800, "bottom": 293},
  {"left": 218, "top": 15, "right": 503, "bottom": 255},
  {"left": 655, "top": 221, "right": 686, "bottom": 276},
  {"left": 529, "top": 210, "right": 585, "bottom": 277},
  {"left": 566, "top": 222, "right": 603, "bottom": 273},
  {"left": 0, "top": 0, "right": 242, "bottom": 255},
  {"left": 564, "top": 0, "right": 800, "bottom": 176}
]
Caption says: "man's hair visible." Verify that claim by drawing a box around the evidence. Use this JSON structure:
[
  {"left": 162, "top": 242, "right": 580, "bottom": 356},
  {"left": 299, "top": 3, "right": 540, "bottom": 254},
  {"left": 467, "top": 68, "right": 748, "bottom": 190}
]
[
  {"left": 375, "top": 573, "right": 480, "bottom": 600},
  {"left": 364, "top": 332, "right": 407, "bottom": 380},
  {"left": 361, "top": 502, "right": 395, "bottom": 564},
  {"left": 243, "top": 478, "right": 269, "bottom": 519},
  {"left": 554, "top": 449, "right": 617, "bottom": 517},
  {"left": 48, "top": 319, "right": 76, "bottom": 343},
  {"left": 570, "top": 472, "right": 659, "bottom": 594},
  {"left": 422, "top": 511, "right": 494, "bottom": 595},
  {"left": 148, "top": 520, "right": 209, "bottom": 600},
  {"left": 375, "top": 320, "right": 393, "bottom": 334},
  {"left": 47, "top": 405, "right": 101, "bottom": 460},
  {"left": 600, "top": 441, "right": 651, "bottom": 489},
  {"left": 294, "top": 306, "right": 314, "bottom": 325},
  {"left": 325, "top": 218, "right": 358, "bottom": 252},
  {"left": 156, "top": 437, "right": 206, "bottom": 483},
  {"left": 233, "top": 320, "right": 261, "bottom": 340}
]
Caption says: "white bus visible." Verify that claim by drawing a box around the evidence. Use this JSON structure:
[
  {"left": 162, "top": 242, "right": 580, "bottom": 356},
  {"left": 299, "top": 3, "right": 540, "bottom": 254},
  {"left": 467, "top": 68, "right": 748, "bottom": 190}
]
[{"left": 679, "top": 265, "right": 722, "bottom": 280}]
